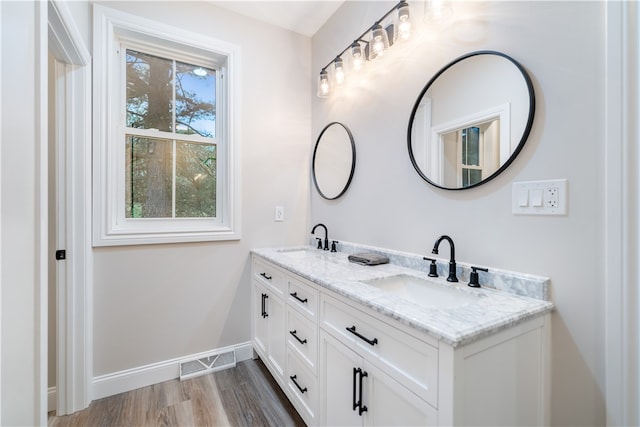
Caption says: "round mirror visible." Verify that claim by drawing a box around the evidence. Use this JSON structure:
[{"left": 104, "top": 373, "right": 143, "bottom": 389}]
[
  {"left": 408, "top": 51, "right": 535, "bottom": 190},
  {"left": 312, "top": 122, "right": 356, "bottom": 200}
]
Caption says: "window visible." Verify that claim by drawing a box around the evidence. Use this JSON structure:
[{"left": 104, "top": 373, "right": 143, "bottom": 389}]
[
  {"left": 459, "top": 126, "right": 483, "bottom": 187},
  {"left": 93, "top": 6, "right": 241, "bottom": 246}
]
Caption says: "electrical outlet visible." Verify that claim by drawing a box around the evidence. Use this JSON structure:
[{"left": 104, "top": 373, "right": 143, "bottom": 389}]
[
  {"left": 545, "top": 187, "right": 559, "bottom": 208},
  {"left": 512, "top": 179, "right": 568, "bottom": 215},
  {"left": 275, "top": 206, "right": 284, "bottom": 222}
]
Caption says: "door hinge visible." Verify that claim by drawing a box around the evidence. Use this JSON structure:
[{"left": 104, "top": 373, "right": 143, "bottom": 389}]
[{"left": 55, "top": 250, "right": 66, "bottom": 260}]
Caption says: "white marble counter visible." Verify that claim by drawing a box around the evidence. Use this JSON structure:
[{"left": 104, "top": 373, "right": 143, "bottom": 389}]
[{"left": 252, "top": 245, "right": 553, "bottom": 348}]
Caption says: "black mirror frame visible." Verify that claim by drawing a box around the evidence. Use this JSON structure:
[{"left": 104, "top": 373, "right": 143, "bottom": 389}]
[
  {"left": 407, "top": 50, "right": 536, "bottom": 190},
  {"left": 312, "top": 122, "right": 357, "bottom": 200}
]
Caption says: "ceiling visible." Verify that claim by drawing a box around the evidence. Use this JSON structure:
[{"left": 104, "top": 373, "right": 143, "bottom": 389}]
[{"left": 209, "top": 1, "right": 345, "bottom": 37}]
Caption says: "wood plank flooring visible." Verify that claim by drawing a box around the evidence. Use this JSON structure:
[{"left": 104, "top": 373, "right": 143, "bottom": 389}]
[{"left": 48, "top": 358, "right": 305, "bottom": 427}]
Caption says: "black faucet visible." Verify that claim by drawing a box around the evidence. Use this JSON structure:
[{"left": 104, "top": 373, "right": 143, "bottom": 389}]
[
  {"left": 311, "top": 223, "right": 329, "bottom": 251},
  {"left": 432, "top": 235, "right": 458, "bottom": 282}
]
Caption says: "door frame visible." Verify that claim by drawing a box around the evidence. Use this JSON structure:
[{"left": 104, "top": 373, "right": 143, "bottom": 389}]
[
  {"left": 47, "top": 0, "right": 93, "bottom": 416},
  {"left": 605, "top": 1, "right": 639, "bottom": 425}
]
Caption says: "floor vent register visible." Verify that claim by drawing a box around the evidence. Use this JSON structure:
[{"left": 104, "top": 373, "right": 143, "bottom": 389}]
[{"left": 179, "top": 349, "right": 236, "bottom": 381}]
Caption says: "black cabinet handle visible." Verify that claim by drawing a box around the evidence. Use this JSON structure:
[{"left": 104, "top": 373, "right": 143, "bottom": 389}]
[
  {"left": 352, "top": 367, "right": 368, "bottom": 416},
  {"left": 346, "top": 325, "right": 378, "bottom": 346},
  {"left": 290, "top": 375, "right": 307, "bottom": 394},
  {"left": 260, "top": 272, "right": 272, "bottom": 280},
  {"left": 290, "top": 292, "right": 308, "bottom": 304},
  {"left": 261, "top": 293, "right": 269, "bottom": 318},
  {"left": 358, "top": 368, "right": 368, "bottom": 415},
  {"left": 289, "top": 330, "right": 307, "bottom": 345},
  {"left": 352, "top": 367, "right": 358, "bottom": 411}
]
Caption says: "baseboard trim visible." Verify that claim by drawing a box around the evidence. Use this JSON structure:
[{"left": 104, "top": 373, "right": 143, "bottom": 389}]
[
  {"left": 48, "top": 386, "right": 57, "bottom": 412},
  {"left": 92, "top": 341, "right": 253, "bottom": 400}
]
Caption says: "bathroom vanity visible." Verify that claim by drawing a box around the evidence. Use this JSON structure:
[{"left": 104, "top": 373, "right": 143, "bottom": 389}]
[{"left": 251, "top": 243, "right": 552, "bottom": 426}]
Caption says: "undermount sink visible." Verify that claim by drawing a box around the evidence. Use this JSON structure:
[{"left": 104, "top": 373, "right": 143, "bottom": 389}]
[
  {"left": 276, "top": 248, "right": 316, "bottom": 258},
  {"left": 361, "top": 274, "right": 480, "bottom": 309}
]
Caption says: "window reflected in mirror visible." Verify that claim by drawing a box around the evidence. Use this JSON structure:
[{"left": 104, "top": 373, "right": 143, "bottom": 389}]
[{"left": 408, "top": 51, "right": 535, "bottom": 190}]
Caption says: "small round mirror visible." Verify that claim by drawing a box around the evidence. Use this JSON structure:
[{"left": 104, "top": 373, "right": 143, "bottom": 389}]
[
  {"left": 408, "top": 51, "right": 535, "bottom": 190},
  {"left": 312, "top": 122, "right": 356, "bottom": 200}
]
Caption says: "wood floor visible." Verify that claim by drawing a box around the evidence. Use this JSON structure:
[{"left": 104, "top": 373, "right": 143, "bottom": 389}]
[{"left": 48, "top": 358, "right": 305, "bottom": 427}]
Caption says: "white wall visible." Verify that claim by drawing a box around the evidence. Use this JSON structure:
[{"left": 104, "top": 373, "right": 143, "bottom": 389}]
[
  {"left": 73, "top": 1, "right": 311, "bottom": 377},
  {"left": 1, "top": 1, "right": 47, "bottom": 424},
  {"left": 312, "top": 2, "right": 605, "bottom": 425}
]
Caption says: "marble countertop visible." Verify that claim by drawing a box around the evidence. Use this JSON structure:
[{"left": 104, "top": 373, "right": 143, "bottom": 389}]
[{"left": 252, "top": 245, "right": 554, "bottom": 348}]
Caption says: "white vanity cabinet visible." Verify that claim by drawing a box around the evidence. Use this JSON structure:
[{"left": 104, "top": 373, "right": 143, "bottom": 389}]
[
  {"left": 321, "top": 329, "right": 438, "bottom": 426},
  {"left": 284, "top": 276, "right": 320, "bottom": 425},
  {"left": 252, "top": 255, "right": 550, "bottom": 426},
  {"left": 252, "top": 258, "right": 287, "bottom": 386}
]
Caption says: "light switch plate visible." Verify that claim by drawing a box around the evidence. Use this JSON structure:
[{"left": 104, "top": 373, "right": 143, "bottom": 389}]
[
  {"left": 275, "top": 206, "right": 284, "bottom": 222},
  {"left": 512, "top": 179, "right": 568, "bottom": 215}
]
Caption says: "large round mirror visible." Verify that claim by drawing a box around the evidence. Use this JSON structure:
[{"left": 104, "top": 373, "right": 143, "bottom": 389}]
[
  {"left": 408, "top": 51, "right": 535, "bottom": 190},
  {"left": 312, "top": 122, "right": 356, "bottom": 200}
]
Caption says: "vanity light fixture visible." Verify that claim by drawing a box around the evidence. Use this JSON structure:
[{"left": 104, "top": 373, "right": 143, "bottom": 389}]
[
  {"left": 316, "top": 0, "right": 412, "bottom": 97},
  {"left": 334, "top": 57, "right": 345, "bottom": 84},
  {"left": 396, "top": 1, "right": 412, "bottom": 41},
  {"left": 317, "top": 69, "right": 330, "bottom": 98},
  {"left": 369, "top": 22, "right": 390, "bottom": 59},
  {"left": 350, "top": 42, "right": 364, "bottom": 70}
]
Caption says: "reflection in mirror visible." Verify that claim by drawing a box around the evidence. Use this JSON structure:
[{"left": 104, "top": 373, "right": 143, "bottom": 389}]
[
  {"left": 312, "top": 122, "right": 356, "bottom": 200},
  {"left": 408, "top": 51, "right": 535, "bottom": 190}
]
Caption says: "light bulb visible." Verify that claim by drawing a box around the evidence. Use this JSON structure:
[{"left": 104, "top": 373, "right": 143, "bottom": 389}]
[
  {"left": 425, "top": 0, "right": 452, "bottom": 21},
  {"left": 370, "top": 23, "right": 389, "bottom": 58},
  {"left": 397, "top": 2, "right": 411, "bottom": 41},
  {"left": 334, "top": 57, "right": 345, "bottom": 84},
  {"left": 317, "top": 70, "right": 330, "bottom": 98},
  {"left": 350, "top": 42, "right": 364, "bottom": 71}
]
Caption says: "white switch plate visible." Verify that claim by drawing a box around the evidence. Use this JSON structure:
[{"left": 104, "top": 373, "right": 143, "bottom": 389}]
[
  {"left": 275, "top": 206, "right": 284, "bottom": 222},
  {"left": 512, "top": 179, "right": 568, "bottom": 215}
]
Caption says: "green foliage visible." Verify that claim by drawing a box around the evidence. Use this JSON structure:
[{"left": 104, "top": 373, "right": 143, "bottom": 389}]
[{"left": 125, "top": 49, "right": 217, "bottom": 219}]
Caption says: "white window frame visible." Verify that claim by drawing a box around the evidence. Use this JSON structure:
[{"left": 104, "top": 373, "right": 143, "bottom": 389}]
[{"left": 93, "top": 5, "right": 241, "bottom": 246}]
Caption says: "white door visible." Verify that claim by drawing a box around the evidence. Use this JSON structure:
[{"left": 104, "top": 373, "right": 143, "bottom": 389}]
[
  {"left": 266, "top": 291, "right": 286, "bottom": 382},
  {"left": 320, "top": 331, "right": 364, "bottom": 427},
  {"left": 48, "top": 0, "right": 93, "bottom": 414},
  {"left": 253, "top": 281, "right": 269, "bottom": 357},
  {"left": 365, "top": 362, "right": 438, "bottom": 426}
]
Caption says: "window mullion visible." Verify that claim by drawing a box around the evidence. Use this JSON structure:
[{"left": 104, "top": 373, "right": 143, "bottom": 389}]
[
  {"left": 172, "top": 140, "right": 177, "bottom": 218},
  {"left": 172, "top": 59, "right": 177, "bottom": 218}
]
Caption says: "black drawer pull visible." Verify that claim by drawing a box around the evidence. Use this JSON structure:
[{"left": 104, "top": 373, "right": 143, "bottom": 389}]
[
  {"left": 352, "top": 367, "right": 368, "bottom": 415},
  {"left": 290, "top": 292, "right": 308, "bottom": 304},
  {"left": 352, "top": 367, "right": 358, "bottom": 411},
  {"left": 289, "top": 330, "right": 307, "bottom": 345},
  {"left": 358, "top": 368, "right": 368, "bottom": 415},
  {"left": 261, "top": 293, "right": 269, "bottom": 318},
  {"left": 260, "top": 272, "right": 272, "bottom": 280},
  {"left": 290, "top": 375, "right": 307, "bottom": 394},
  {"left": 346, "top": 325, "right": 378, "bottom": 346}
]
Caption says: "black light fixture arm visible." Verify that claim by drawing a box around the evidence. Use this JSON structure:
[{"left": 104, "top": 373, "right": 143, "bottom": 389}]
[{"left": 319, "top": 0, "right": 407, "bottom": 72}]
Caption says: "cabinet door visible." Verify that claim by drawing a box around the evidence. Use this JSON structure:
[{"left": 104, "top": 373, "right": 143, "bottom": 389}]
[
  {"left": 253, "top": 280, "right": 268, "bottom": 357},
  {"left": 365, "top": 363, "right": 438, "bottom": 426},
  {"left": 266, "top": 288, "right": 286, "bottom": 383},
  {"left": 320, "top": 331, "right": 364, "bottom": 427}
]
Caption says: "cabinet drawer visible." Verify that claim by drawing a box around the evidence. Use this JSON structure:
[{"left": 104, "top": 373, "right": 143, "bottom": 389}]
[
  {"left": 287, "top": 352, "right": 318, "bottom": 426},
  {"left": 253, "top": 258, "right": 286, "bottom": 296},
  {"left": 320, "top": 293, "right": 438, "bottom": 407},
  {"left": 287, "top": 276, "right": 318, "bottom": 320},
  {"left": 287, "top": 307, "right": 318, "bottom": 374}
]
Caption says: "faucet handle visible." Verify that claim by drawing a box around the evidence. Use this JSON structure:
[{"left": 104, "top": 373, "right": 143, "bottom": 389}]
[
  {"left": 331, "top": 240, "right": 339, "bottom": 253},
  {"left": 423, "top": 257, "right": 438, "bottom": 277},
  {"left": 469, "top": 266, "right": 489, "bottom": 288},
  {"left": 315, "top": 238, "right": 323, "bottom": 249}
]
